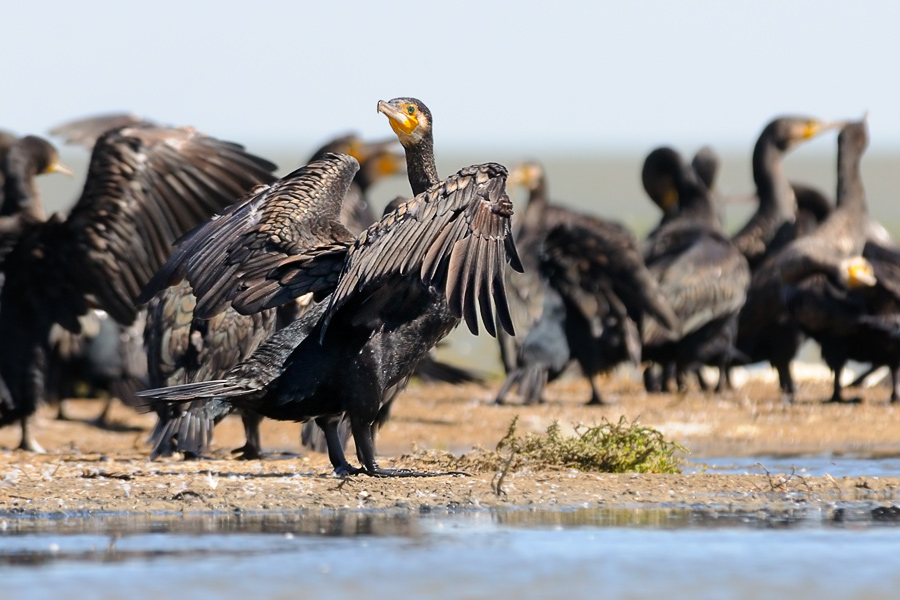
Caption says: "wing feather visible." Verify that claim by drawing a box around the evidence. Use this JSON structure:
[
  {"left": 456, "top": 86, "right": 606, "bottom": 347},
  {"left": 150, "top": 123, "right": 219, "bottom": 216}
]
[
  {"left": 321, "top": 163, "right": 520, "bottom": 338},
  {"left": 139, "top": 154, "right": 359, "bottom": 318},
  {"left": 59, "top": 124, "right": 278, "bottom": 325}
]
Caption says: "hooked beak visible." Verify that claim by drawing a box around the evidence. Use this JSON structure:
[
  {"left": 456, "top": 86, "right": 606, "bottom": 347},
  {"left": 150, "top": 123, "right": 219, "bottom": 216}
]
[
  {"left": 377, "top": 100, "right": 418, "bottom": 135},
  {"left": 47, "top": 161, "right": 74, "bottom": 177}
]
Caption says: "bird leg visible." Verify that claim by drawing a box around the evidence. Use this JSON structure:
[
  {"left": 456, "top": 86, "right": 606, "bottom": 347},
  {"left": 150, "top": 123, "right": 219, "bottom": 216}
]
[
  {"left": 891, "top": 366, "right": 900, "bottom": 404},
  {"left": 233, "top": 411, "right": 264, "bottom": 460},
  {"left": 318, "top": 416, "right": 364, "bottom": 476},
  {"left": 643, "top": 365, "right": 661, "bottom": 392},
  {"left": 775, "top": 361, "right": 795, "bottom": 404},
  {"left": 88, "top": 396, "right": 113, "bottom": 428},
  {"left": 585, "top": 377, "right": 604, "bottom": 406},
  {"left": 695, "top": 369, "right": 710, "bottom": 392},
  {"left": 823, "top": 363, "right": 861, "bottom": 404},
  {"left": 493, "top": 372, "right": 518, "bottom": 405},
  {"left": 350, "top": 415, "right": 466, "bottom": 478},
  {"left": 18, "top": 417, "right": 45, "bottom": 453},
  {"left": 715, "top": 364, "right": 732, "bottom": 394}
]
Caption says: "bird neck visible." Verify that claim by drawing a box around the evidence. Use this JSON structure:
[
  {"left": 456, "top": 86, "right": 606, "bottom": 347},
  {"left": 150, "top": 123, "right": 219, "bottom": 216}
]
[
  {"left": 835, "top": 142, "right": 866, "bottom": 215},
  {"left": 752, "top": 139, "right": 795, "bottom": 220},
  {"left": 519, "top": 178, "right": 549, "bottom": 232},
  {"left": 404, "top": 131, "right": 439, "bottom": 196},
  {"left": 1, "top": 147, "right": 46, "bottom": 221},
  {"left": 676, "top": 182, "right": 717, "bottom": 225}
]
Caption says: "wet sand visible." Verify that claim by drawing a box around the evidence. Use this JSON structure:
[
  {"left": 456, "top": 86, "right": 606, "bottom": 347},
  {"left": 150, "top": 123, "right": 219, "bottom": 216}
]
[{"left": 1, "top": 373, "right": 899, "bottom": 516}]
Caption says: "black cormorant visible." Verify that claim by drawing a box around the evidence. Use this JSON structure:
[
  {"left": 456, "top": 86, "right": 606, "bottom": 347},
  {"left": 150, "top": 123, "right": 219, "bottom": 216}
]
[
  {"left": 731, "top": 116, "right": 842, "bottom": 270},
  {"left": 138, "top": 99, "right": 521, "bottom": 476},
  {"left": 640, "top": 147, "right": 750, "bottom": 391},
  {"left": 493, "top": 162, "right": 676, "bottom": 405},
  {"left": 0, "top": 124, "right": 276, "bottom": 451},
  {"left": 144, "top": 134, "right": 404, "bottom": 461},
  {"left": 777, "top": 119, "right": 900, "bottom": 403}
]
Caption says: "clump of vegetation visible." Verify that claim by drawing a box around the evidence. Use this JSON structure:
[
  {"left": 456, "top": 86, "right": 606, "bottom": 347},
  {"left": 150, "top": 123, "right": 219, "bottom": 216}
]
[{"left": 401, "top": 415, "right": 686, "bottom": 474}]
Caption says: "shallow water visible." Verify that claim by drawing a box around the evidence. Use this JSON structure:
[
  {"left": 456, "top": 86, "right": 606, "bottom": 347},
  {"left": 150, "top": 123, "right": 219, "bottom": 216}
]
[
  {"left": 690, "top": 455, "right": 900, "bottom": 480},
  {"left": 3, "top": 503, "right": 900, "bottom": 600}
]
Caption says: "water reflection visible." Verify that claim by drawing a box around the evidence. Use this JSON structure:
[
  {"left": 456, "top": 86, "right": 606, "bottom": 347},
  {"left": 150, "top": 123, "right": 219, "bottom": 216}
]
[{"left": 3, "top": 504, "right": 900, "bottom": 569}]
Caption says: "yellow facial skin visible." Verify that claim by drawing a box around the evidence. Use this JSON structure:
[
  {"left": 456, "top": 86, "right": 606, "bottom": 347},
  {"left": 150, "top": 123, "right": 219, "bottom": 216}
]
[
  {"left": 846, "top": 258, "right": 877, "bottom": 288},
  {"left": 802, "top": 121, "right": 820, "bottom": 139},
  {"left": 508, "top": 163, "right": 543, "bottom": 192},
  {"left": 374, "top": 151, "right": 404, "bottom": 178},
  {"left": 661, "top": 186, "right": 679, "bottom": 213},
  {"left": 377, "top": 100, "right": 419, "bottom": 137}
]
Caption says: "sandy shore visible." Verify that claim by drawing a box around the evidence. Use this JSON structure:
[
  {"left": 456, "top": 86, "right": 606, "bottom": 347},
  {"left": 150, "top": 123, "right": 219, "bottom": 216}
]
[{"left": 1, "top": 373, "right": 899, "bottom": 515}]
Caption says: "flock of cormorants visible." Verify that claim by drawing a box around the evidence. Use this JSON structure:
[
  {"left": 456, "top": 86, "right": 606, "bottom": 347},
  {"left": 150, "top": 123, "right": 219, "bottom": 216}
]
[{"left": 0, "top": 99, "right": 894, "bottom": 476}]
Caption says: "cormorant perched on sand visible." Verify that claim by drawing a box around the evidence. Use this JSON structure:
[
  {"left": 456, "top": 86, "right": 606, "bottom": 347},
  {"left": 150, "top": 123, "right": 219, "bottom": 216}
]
[
  {"left": 138, "top": 98, "right": 521, "bottom": 476},
  {"left": 731, "top": 116, "right": 843, "bottom": 270},
  {"left": 493, "top": 162, "right": 675, "bottom": 405},
  {"left": 778, "top": 119, "right": 900, "bottom": 403},
  {"left": 0, "top": 124, "right": 276, "bottom": 451},
  {"left": 145, "top": 133, "right": 404, "bottom": 461},
  {"left": 640, "top": 147, "right": 750, "bottom": 392}
]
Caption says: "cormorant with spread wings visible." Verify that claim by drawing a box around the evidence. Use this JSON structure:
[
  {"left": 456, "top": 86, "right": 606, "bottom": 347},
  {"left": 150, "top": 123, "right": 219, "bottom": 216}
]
[
  {"left": 0, "top": 123, "right": 276, "bottom": 451},
  {"left": 138, "top": 137, "right": 521, "bottom": 476}
]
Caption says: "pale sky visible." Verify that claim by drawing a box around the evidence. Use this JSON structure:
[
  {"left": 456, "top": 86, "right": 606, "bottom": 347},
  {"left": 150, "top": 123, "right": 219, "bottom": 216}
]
[{"left": 4, "top": 1, "right": 900, "bottom": 154}]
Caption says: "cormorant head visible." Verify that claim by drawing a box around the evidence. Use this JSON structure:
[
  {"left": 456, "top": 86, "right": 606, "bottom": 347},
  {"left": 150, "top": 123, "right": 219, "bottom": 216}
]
[
  {"left": 0, "top": 130, "right": 17, "bottom": 160},
  {"left": 358, "top": 142, "right": 406, "bottom": 185},
  {"left": 308, "top": 133, "right": 405, "bottom": 187},
  {"left": 759, "top": 116, "right": 844, "bottom": 153},
  {"left": 840, "top": 256, "right": 877, "bottom": 289},
  {"left": 837, "top": 116, "right": 869, "bottom": 157},
  {"left": 377, "top": 98, "right": 433, "bottom": 147},
  {"left": 12, "top": 136, "right": 73, "bottom": 177},
  {"left": 690, "top": 146, "right": 720, "bottom": 192},
  {"left": 507, "top": 162, "right": 545, "bottom": 193},
  {"left": 642, "top": 147, "right": 687, "bottom": 215}
]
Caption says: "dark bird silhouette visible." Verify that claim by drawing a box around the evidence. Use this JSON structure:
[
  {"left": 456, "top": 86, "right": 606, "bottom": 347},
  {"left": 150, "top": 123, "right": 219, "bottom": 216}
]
[
  {"left": 640, "top": 147, "right": 750, "bottom": 392},
  {"left": 138, "top": 99, "right": 521, "bottom": 476},
  {"left": 493, "top": 162, "right": 676, "bottom": 405},
  {"left": 0, "top": 123, "right": 276, "bottom": 451},
  {"left": 731, "top": 116, "right": 843, "bottom": 270},
  {"left": 46, "top": 309, "right": 148, "bottom": 424},
  {"left": 144, "top": 133, "right": 403, "bottom": 461},
  {"left": 777, "top": 118, "right": 900, "bottom": 403}
]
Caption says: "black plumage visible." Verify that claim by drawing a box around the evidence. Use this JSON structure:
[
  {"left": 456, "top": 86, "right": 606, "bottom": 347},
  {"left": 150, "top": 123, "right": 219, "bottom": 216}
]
[
  {"left": 46, "top": 309, "right": 148, "bottom": 424},
  {"left": 143, "top": 280, "right": 280, "bottom": 459},
  {"left": 777, "top": 119, "right": 900, "bottom": 403},
  {"left": 307, "top": 134, "right": 404, "bottom": 235},
  {"left": 145, "top": 134, "right": 403, "bottom": 460},
  {"left": 493, "top": 162, "right": 675, "bottom": 405},
  {"left": 0, "top": 123, "right": 276, "bottom": 451},
  {"left": 731, "top": 116, "right": 842, "bottom": 270},
  {"left": 493, "top": 160, "right": 677, "bottom": 404},
  {"left": 138, "top": 101, "right": 521, "bottom": 476},
  {"left": 640, "top": 147, "right": 750, "bottom": 392}
]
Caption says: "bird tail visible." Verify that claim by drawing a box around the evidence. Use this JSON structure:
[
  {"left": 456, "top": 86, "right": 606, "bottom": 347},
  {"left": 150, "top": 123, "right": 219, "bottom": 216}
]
[
  {"left": 148, "top": 398, "right": 233, "bottom": 460},
  {"left": 495, "top": 366, "right": 548, "bottom": 405},
  {"left": 137, "top": 379, "right": 252, "bottom": 403},
  {"left": 415, "top": 355, "right": 485, "bottom": 385}
]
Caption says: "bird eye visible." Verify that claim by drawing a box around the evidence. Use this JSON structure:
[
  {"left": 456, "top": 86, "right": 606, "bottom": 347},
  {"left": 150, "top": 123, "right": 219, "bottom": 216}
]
[{"left": 407, "top": 105, "right": 416, "bottom": 115}]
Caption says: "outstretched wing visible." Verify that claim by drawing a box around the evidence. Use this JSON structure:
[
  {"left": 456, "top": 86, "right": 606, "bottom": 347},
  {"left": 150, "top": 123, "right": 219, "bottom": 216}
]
[
  {"left": 323, "top": 162, "right": 523, "bottom": 337},
  {"left": 57, "top": 124, "right": 278, "bottom": 326},
  {"left": 49, "top": 113, "right": 156, "bottom": 149},
  {"left": 139, "top": 153, "right": 359, "bottom": 319}
]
